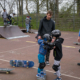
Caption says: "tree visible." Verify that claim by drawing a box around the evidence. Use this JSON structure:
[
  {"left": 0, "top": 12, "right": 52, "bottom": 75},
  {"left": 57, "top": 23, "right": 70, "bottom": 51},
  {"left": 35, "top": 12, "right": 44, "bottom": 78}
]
[
  {"left": 25, "top": 0, "right": 30, "bottom": 14},
  {"left": 77, "top": 0, "right": 80, "bottom": 15}
]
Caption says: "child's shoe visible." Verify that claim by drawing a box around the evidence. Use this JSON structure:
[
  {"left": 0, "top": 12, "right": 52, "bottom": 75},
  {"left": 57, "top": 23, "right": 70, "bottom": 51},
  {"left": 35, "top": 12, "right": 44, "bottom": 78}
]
[
  {"left": 36, "top": 73, "right": 41, "bottom": 77},
  {"left": 54, "top": 77, "right": 62, "bottom": 80}
]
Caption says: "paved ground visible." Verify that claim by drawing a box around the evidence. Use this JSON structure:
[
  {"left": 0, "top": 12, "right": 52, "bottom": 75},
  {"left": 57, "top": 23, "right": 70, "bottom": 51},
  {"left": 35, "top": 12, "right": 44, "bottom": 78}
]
[{"left": 0, "top": 31, "right": 80, "bottom": 80}]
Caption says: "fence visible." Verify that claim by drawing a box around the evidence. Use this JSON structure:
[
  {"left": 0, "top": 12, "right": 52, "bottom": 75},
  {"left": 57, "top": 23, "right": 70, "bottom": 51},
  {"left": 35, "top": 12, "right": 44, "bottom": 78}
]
[{"left": 0, "top": 0, "right": 79, "bottom": 31}]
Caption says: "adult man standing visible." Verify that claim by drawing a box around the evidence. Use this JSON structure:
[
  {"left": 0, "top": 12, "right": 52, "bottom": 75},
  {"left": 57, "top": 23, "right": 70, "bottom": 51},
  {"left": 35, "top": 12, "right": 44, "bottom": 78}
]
[
  {"left": 38, "top": 10, "right": 55, "bottom": 65},
  {"left": 2, "top": 8, "right": 8, "bottom": 25}
]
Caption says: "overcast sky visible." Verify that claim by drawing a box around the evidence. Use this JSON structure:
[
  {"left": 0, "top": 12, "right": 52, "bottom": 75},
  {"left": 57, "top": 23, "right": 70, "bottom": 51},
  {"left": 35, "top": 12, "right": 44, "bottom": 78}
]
[{"left": 0, "top": 0, "right": 76, "bottom": 14}]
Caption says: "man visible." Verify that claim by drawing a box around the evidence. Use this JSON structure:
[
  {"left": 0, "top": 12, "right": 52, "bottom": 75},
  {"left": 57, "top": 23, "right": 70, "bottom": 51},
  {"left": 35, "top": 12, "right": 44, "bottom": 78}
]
[
  {"left": 38, "top": 10, "right": 55, "bottom": 65},
  {"left": 77, "top": 30, "right": 80, "bottom": 66},
  {"left": 2, "top": 8, "right": 8, "bottom": 25}
]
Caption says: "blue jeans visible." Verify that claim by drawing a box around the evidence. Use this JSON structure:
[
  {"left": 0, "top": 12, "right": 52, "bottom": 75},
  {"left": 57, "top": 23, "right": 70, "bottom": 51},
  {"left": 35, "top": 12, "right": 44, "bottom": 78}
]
[
  {"left": 26, "top": 24, "right": 29, "bottom": 32},
  {"left": 37, "top": 54, "right": 45, "bottom": 73}
]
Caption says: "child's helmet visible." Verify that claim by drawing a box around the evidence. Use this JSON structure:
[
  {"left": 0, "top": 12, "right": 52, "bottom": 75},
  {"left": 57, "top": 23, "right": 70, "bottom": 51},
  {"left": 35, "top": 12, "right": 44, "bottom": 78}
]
[
  {"left": 51, "top": 30, "right": 61, "bottom": 37},
  {"left": 43, "top": 34, "right": 51, "bottom": 41},
  {"left": 13, "top": 13, "right": 15, "bottom": 15}
]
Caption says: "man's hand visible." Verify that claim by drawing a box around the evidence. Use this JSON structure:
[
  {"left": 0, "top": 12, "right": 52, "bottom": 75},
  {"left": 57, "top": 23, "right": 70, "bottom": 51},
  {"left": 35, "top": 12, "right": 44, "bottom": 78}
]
[
  {"left": 78, "top": 37, "right": 80, "bottom": 42},
  {"left": 38, "top": 36, "right": 41, "bottom": 39}
]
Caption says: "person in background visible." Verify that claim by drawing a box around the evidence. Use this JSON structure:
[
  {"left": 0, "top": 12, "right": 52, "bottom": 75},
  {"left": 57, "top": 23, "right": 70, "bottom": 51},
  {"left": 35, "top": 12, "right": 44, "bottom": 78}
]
[
  {"left": 2, "top": 8, "right": 8, "bottom": 25},
  {"left": 77, "top": 30, "right": 80, "bottom": 66},
  {"left": 7, "top": 13, "right": 16, "bottom": 25},
  {"left": 25, "top": 15, "right": 30, "bottom": 33}
]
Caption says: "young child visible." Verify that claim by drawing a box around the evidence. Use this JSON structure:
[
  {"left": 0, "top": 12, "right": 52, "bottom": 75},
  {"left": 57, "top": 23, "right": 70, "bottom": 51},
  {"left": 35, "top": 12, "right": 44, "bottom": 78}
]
[
  {"left": 44, "top": 30, "right": 64, "bottom": 80},
  {"left": 36, "top": 34, "right": 51, "bottom": 77},
  {"left": 25, "top": 16, "right": 30, "bottom": 33}
]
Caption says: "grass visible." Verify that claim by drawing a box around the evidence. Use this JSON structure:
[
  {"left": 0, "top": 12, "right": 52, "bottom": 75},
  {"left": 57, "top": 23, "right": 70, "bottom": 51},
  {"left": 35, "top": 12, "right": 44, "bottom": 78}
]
[{"left": 0, "top": 14, "right": 79, "bottom": 32}]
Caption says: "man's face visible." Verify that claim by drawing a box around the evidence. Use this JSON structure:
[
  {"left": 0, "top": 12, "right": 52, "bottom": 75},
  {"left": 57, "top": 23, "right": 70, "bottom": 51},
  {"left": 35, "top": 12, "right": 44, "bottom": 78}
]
[
  {"left": 4, "top": 10, "right": 6, "bottom": 12},
  {"left": 46, "top": 13, "right": 52, "bottom": 20}
]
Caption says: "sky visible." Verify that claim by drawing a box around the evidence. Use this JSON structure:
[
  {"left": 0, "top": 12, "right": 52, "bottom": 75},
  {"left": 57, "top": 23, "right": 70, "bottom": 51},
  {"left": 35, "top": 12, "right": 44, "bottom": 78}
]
[{"left": 0, "top": 0, "right": 76, "bottom": 15}]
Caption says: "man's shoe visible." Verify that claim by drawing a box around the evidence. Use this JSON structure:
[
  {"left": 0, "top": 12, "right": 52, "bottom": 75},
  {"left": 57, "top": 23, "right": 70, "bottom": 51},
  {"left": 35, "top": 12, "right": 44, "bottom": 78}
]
[{"left": 45, "top": 61, "right": 50, "bottom": 65}]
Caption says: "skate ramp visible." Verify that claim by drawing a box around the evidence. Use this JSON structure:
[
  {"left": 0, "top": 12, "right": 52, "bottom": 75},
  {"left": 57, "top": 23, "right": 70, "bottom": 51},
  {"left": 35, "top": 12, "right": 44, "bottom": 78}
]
[{"left": 0, "top": 25, "right": 30, "bottom": 39}]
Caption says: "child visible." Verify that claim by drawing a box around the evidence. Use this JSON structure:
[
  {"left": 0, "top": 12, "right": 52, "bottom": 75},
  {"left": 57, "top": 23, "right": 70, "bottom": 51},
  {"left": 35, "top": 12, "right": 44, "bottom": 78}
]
[
  {"left": 44, "top": 30, "right": 64, "bottom": 80},
  {"left": 36, "top": 34, "right": 51, "bottom": 77},
  {"left": 25, "top": 16, "right": 30, "bottom": 33}
]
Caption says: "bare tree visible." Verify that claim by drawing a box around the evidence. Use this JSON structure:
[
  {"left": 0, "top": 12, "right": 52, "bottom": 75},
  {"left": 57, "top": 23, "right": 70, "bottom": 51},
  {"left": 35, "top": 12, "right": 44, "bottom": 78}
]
[
  {"left": 25, "top": 0, "right": 30, "bottom": 14},
  {"left": 77, "top": 0, "right": 80, "bottom": 15}
]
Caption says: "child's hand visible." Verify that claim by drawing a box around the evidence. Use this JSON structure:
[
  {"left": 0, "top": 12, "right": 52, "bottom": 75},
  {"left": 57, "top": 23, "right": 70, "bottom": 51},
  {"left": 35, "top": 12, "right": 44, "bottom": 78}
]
[
  {"left": 53, "top": 46, "right": 56, "bottom": 49},
  {"left": 51, "top": 38, "right": 55, "bottom": 43}
]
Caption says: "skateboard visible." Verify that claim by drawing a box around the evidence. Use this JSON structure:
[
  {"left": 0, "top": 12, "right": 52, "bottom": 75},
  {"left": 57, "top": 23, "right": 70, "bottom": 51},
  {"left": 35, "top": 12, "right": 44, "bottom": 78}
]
[
  {"left": 0, "top": 68, "right": 14, "bottom": 74},
  {"left": 74, "top": 42, "right": 80, "bottom": 45},
  {"left": 10, "top": 60, "right": 34, "bottom": 68}
]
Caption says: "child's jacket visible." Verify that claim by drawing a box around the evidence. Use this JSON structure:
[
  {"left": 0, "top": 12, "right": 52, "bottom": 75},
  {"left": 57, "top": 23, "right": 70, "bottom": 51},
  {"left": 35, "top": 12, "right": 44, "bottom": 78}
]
[{"left": 38, "top": 39, "right": 47, "bottom": 56}]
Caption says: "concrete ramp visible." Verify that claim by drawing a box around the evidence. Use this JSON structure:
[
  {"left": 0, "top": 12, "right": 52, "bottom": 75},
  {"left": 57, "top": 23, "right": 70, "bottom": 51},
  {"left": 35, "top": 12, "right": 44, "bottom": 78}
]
[{"left": 0, "top": 25, "right": 29, "bottom": 39}]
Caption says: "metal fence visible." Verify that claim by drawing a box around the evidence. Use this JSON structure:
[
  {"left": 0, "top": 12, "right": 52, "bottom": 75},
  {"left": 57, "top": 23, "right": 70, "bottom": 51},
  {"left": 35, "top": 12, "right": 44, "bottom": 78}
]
[{"left": 0, "top": 0, "right": 80, "bottom": 31}]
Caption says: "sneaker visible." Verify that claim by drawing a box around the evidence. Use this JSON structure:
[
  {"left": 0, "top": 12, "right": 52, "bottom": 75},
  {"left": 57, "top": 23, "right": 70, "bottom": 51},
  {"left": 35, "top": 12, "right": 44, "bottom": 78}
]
[
  {"left": 77, "top": 63, "right": 80, "bottom": 66},
  {"left": 54, "top": 73, "right": 61, "bottom": 76},
  {"left": 36, "top": 73, "right": 41, "bottom": 77},
  {"left": 46, "top": 61, "right": 50, "bottom": 65},
  {"left": 54, "top": 77, "right": 62, "bottom": 80}
]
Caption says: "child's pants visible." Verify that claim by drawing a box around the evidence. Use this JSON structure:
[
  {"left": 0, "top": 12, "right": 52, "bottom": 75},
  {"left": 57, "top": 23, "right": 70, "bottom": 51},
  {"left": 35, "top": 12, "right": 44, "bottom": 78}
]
[
  {"left": 53, "top": 59, "right": 61, "bottom": 77},
  {"left": 26, "top": 24, "right": 29, "bottom": 32},
  {"left": 38, "top": 54, "right": 45, "bottom": 73}
]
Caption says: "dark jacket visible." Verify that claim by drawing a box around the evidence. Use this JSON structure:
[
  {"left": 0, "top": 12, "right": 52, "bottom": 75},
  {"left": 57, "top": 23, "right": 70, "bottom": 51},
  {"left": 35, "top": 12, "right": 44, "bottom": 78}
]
[
  {"left": 53, "top": 38, "right": 64, "bottom": 61},
  {"left": 44, "top": 38, "right": 64, "bottom": 61},
  {"left": 38, "top": 16, "right": 55, "bottom": 37}
]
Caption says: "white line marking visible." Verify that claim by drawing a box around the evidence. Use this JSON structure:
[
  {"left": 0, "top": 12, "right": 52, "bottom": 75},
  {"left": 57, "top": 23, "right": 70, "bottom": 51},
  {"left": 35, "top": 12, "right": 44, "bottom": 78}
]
[
  {"left": 0, "top": 59, "right": 9, "bottom": 62},
  {"left": 33, "top": 67, "right": 80, "bottom": 79},
  {"left": 0, "top": 59, "right": 80, "bottom": 80},
  {"left": 0, "top": 44, "right": 38, "bottom": 54},
  {"left": 0, "top": 55, "right": 4, "bottom": 57}
]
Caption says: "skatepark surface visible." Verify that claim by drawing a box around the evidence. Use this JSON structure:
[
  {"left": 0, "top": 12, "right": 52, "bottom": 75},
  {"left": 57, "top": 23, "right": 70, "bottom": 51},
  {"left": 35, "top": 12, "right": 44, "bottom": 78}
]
[{"left": 0, "top": 31, "right": 80, "bottom": 80}]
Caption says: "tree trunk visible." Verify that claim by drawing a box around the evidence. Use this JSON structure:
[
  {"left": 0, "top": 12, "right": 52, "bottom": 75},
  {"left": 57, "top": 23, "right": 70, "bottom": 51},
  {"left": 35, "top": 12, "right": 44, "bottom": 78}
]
[
  {"left": 77, "top": 0, "right": 80, "bottom": 15},
  {"left": 19, "top": 0, "right": 21, "bottom": 15},
  {"left": 55, "top": 0, "right": 59, "bottom": 18},
  {"left": 25, "top": 0, "right": 30, "bottom": 14},
  {"left": 36, "top": 0, "right": 39, "bottom": 15},
  {"left": 46, "top": 0, "right": 49, "bottom": 11}
]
